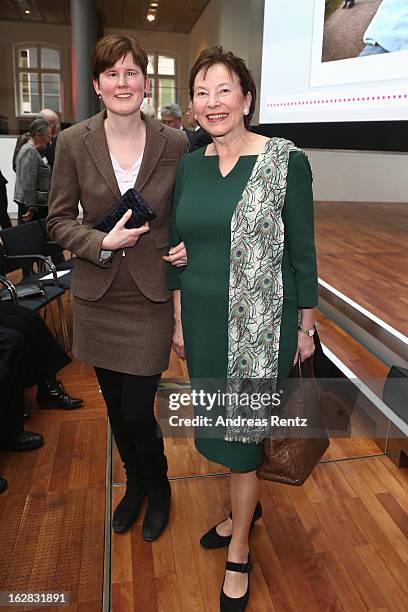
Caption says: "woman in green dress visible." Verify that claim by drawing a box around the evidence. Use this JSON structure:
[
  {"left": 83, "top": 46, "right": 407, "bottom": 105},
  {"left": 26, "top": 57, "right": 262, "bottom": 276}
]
[{"left": 167, "top": 47, "right": 318, "bottom": 611}]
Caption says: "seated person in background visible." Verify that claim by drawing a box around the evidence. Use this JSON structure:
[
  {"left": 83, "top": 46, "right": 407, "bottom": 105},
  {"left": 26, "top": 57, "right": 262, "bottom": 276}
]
[
  {"left": 0, "top": 301, "right": 83, "bottom": 410},
  {"left": 0, "top": 326, "right": 43, "bottom": 494},
  {"left": 160, "top": 102, "right": 194, "bottom": 147},
  {"left": 359, "top": 0, "right": 408, "bottom": 55}
]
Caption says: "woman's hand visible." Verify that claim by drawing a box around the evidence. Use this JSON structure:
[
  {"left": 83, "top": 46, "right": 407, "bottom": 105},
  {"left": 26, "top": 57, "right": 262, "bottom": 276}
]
[
  {"left": 172, "top": 321, "right": 185, "bottom": 360},
  {"left": 163, "top": 241, "right": 187, "bottom": 267},
  {"left": 101, "top": 209, "right": 149, "bottom": 250},
  {"left": 293, "top": 332, "right": 315, "bottom": 364},
  {"left": 22, "top": 208, "right": 35, "bottom": 222}
]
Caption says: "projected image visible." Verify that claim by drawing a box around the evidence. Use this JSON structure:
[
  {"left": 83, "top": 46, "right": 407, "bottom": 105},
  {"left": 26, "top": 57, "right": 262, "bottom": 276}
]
[
  {"left": 259, "top": 0, "right": 408, "bottom": 123},
  {"left": 322, "top": 0, "right": 408, "bottom": 62}
]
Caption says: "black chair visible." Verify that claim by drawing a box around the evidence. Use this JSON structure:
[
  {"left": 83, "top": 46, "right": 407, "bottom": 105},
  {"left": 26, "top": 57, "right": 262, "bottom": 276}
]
[
  {"left": 0, "top": 221, "right": 72, "bottom": 289},
  {"left": 0, "top": 225, "right": 70, "bottom": 351},
  {"left": 0, "top": 274, "right": 18, "bottom": 303},
  {"left": 37, "top": 218, "right": 76, "bottom": 272}
]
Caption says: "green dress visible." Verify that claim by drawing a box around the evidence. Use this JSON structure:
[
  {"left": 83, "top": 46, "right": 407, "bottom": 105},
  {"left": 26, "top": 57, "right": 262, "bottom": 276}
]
[{"left": 168, "top": 147, "right": 317, "bottom": 471}]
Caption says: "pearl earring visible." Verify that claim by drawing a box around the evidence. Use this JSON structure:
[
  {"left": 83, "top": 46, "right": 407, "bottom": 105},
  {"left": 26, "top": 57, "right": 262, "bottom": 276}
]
[
  {"left": 97, "top": 93, "right": 102, "bottom": 99},
  {"left": 194, "top": 114, "right": 198, "bottom": 120},
  {"left": 244, "top": 108, "right": 249, "bottom": 115}
]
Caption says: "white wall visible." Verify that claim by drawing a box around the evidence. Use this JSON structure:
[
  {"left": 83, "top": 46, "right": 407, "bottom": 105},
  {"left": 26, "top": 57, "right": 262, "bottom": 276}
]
[
  {"left": 306, "top": 149, "right": 408, "bottom": 203},
  {"left": 219, "top": 0, "right": 250, "bottom": 63},
  {"left": 189, "top": 0, "right": 221, "bottom": 68}
]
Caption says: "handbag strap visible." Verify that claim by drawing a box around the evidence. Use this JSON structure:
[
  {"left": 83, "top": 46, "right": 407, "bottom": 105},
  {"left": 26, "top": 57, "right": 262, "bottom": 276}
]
[{"left": 291, "top": 357, "right": 317, "bottom": 403}]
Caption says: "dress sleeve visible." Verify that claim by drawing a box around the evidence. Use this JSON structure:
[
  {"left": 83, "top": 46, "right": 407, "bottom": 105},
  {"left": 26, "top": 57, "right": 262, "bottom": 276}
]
[
  {"left": 167, "top": 156, "right": 186, "bottom": 290},
  {"left": 282, "top": 150, "right": 318, "bottom": 308}
]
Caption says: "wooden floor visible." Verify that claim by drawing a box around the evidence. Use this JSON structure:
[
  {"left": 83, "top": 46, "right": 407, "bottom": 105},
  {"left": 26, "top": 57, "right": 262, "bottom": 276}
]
[
  {"left": 315, "top": 201, "right": 408, "bottom": 336},
  {"left": 112, "top": 456, "right": 408, "bottom": 612},
  {"left": 1, "top": 201, "right": 408, "bottom": 610},
  {"left": 0, "top": 357, "right": 107, "bottom": 612}
]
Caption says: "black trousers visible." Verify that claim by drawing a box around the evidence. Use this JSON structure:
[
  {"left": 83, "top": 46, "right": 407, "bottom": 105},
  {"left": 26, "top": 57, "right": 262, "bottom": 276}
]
[
  {"left": 0, "top": 327, "right": 24, "bottom": 444},
  {"left": 0, "top": 302, "right": 71, "bottom": 388},
  {"left": 0, "top": 184, "right": 11, "bottom": 230},
  {"left": 94, "top": 367, "right": 168, "bottom": 489}
]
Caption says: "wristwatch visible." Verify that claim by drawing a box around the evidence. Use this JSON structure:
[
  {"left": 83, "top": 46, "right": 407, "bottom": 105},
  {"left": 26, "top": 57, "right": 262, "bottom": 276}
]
[{"left": 298, "top": 324, "right": 316, "bottom": 337}]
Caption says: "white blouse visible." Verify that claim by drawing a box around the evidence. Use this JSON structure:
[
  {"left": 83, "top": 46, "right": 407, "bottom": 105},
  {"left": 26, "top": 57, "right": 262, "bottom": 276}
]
[
  {"left": 100, "top": 153, "right": 143, "bottom": 261},
  {"left": 110, "top": 152, "right": 143, "bottom": 195}
]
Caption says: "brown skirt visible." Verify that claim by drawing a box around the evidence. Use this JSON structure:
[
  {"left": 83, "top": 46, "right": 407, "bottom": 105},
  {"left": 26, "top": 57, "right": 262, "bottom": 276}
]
[{"left": 73, "top": 256, "right": 173, "bottom": 375}]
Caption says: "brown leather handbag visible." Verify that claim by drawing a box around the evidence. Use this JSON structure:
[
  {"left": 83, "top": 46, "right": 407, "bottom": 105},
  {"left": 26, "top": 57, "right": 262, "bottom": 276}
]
[{"left": 257, "top": 358, "right": 329, "bottom": 485}]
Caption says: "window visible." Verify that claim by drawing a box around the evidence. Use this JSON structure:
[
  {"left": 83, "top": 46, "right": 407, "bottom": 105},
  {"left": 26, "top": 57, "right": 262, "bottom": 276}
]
[
  {"left": 146, "top": 52, "right": 177, "bottom": 116},
  {"left": 15, "top": 44, "right": 62, "bottom": 116}
]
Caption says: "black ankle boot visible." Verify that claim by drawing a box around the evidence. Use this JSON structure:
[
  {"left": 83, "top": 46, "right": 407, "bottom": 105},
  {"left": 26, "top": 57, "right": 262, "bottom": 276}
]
[
  {"left": 112, "top": 481, "right": 147, "bottom": 533},
  {"left": 142, "top": 481, "right": 171, "bottom": 542},
  {"left": 37, "top": 380, "right": 84, "bottom": 410}
]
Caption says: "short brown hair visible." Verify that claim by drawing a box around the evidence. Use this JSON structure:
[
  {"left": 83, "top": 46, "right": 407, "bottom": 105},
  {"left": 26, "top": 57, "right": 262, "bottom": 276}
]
[
  {"left": 189, "top": 46, "right": 256, "bottom": 129},
  {"left": 91, "top": 35, "right": 148, "bottom": 81}
]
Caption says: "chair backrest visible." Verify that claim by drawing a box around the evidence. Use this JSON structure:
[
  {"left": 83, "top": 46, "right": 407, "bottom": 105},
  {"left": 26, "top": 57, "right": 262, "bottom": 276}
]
[
  {"left": 0, "top": 221, "right": 46, "bottom": 257},
  {"left": 0, "top": 245, "right": 8, "bottom": 276}
]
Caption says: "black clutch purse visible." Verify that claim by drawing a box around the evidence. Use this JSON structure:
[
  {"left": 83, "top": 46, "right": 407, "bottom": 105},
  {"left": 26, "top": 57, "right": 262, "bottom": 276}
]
[{"left": 93, "top": 188, "right": 156, "bottom": 233}]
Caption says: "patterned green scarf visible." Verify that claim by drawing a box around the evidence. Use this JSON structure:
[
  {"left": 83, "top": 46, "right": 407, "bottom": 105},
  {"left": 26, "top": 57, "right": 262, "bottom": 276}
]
[{"left": 224, "top": 137, "right": 299, "bottom": 443}]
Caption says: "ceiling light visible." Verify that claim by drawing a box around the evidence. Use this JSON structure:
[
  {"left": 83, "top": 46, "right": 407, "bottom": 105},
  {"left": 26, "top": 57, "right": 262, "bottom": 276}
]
[
  {"left": 150, "top": 2, "right": 159, "bottom": 7},
  {"left": 146, "top": 13, "right": 156, "bottom": 22},
  {"left": 25, "top": 9, "right": 31, "bottom": 14}
]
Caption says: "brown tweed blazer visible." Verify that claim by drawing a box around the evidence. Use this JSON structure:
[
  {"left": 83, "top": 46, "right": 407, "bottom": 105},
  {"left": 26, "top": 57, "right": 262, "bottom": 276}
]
[{"left": 47, "top": 110, "right": 188, "bottom": 302}]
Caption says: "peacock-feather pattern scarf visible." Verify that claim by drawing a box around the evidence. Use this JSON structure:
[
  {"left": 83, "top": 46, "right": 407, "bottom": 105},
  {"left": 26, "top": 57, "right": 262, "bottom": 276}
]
[{"left": 224, "top": 137, "right": 300, "bottom": 443}]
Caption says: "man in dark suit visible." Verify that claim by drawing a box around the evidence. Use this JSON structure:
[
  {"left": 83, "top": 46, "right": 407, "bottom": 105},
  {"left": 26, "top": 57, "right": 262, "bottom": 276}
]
[
  {"left": 0, "top": 326, "right": 43, "bottom": 494},
  {"left": 189, "top": 126, "right": 212, "bottom": 152},
  {"left": 0, "top": 301, "right": 84, "bottom": 412},
  {"left": 38, "top": 108, "right": 60, "bottom": 169},
  {"left": 0, "top": 170, "right": 11, "bottom": 230},
  {"left": 184, "top": 100, "right": 212, "bottom": 152},
  {"left": 160, "top": 102, "right": 194, "bottom": 147}
]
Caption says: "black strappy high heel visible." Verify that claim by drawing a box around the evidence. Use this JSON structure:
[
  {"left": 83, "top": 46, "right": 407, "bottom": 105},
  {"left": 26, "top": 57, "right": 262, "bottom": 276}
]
[
  {"left": 200, "top": 501, "right": 262, "bottom": 549},
  {"left": 220, "top": 554, "right": 252, "bottom": 611}
]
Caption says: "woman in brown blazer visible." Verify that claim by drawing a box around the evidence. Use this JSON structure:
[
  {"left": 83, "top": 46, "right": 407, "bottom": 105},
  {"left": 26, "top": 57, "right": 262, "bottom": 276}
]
[{"left": 47, "top": 35, "right": 188, "bottom": 540}]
